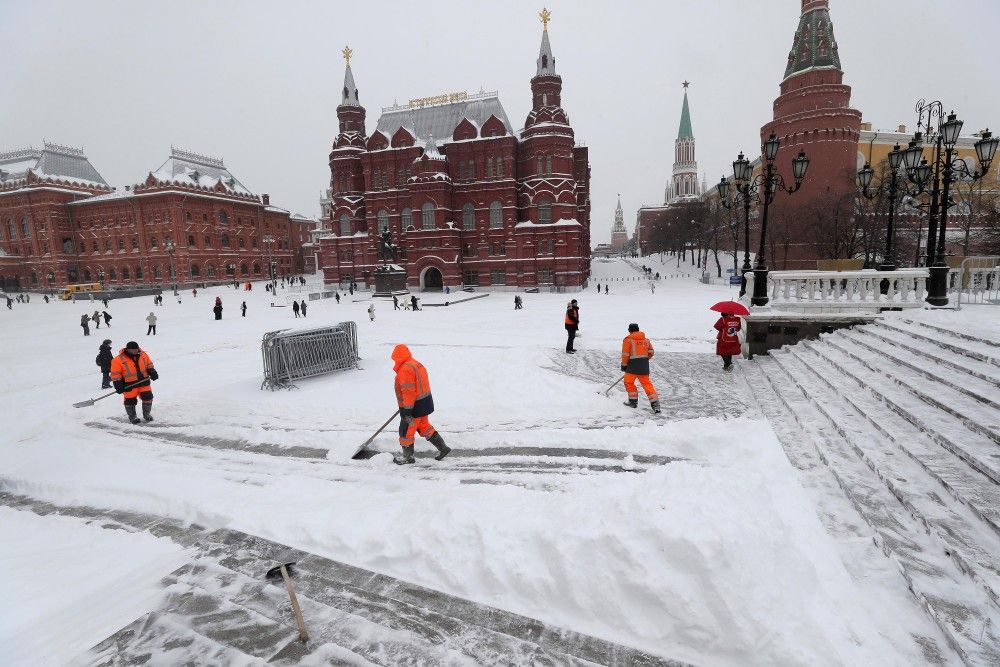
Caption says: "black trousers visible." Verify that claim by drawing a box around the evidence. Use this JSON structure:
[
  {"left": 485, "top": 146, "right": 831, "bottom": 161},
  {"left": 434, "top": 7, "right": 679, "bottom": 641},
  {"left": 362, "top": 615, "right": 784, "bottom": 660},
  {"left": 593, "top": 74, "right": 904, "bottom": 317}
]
[
  {"left": 147, "top": 325, "right": 156, "bottom": 335},
  {"left": 566, "top": 327, "right": 577, "bottom": 352},
  {"left": 722, "top": 355, "right": 733, "bottom": 368}
]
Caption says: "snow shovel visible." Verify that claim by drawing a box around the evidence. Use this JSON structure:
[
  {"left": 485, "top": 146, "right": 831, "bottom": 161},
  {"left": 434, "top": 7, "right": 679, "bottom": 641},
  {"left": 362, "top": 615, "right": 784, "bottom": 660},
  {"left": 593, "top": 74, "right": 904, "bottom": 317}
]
[
  {"left": 602, "top": 374, "right": 626, "bottom": 396},
  {"left": 351, "top": 409, "right": 400, "bottom": 459},
  {"left": 73, "top": 380, "right": 150, "bottom": 408},
  {"left": 265, "top": 558, "right": 309, "bottom": 643}
]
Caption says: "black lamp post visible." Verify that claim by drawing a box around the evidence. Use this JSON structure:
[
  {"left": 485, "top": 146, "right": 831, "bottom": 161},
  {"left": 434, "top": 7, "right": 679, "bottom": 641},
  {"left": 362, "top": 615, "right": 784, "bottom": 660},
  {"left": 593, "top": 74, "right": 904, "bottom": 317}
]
[
  {"left": 857, "top": 142, "right": 904, "bottom": 274},
  {"left": 717, "top": 151, "right": 756, "bottom": 296},
  {"left": 718, "top": 135, "right": 809, "bottom": 306},
  {"left": 97, "top": 269, "right": 105, "bottom": 287},
  {"left": 901, "top": 100, "right": 998, "bottom": 306},
  {"left": 165, "top": 238, "right": 178, "bottom": 295},
  {"left": 263, "top": 234, "right": 276, "bottom": 292}
]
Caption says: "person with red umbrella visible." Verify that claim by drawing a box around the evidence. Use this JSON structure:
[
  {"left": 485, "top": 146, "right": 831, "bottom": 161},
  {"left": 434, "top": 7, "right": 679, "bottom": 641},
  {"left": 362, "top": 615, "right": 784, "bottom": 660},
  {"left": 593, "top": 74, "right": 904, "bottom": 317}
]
[{"left": 710, "top": 300, "right": 748, "bottom": 371}]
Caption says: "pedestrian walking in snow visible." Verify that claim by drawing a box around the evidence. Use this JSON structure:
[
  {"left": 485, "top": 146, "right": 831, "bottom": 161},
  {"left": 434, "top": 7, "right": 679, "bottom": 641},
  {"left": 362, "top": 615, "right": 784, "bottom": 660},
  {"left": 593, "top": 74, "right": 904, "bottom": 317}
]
[
  {"left": 410, "top": 295, "right": 418, "bottom": 311},
  {"left": 25, "top": 294, "right": 29, "bottom": 303},
  {"left": 6, "top": 297, "right": 13, "bottom": 309},
  {"left": 292, "top": 300, "right": 300, "bottom": 317},
  {"left": 241, "top": 301, "right": 247, "bottom": 317},
  {"left": 368, "top": 303, "right": 375, "bottom": 322},
  {"left": 514, "top": 295, "right": 523, "bottom": 310},
  {"left": 621, "top": 323, "right": 660, "bottom": 413},
  {"left": 146, "top": 312, "right": 157, "bottom": 335},
  {"left": 80, "top": 314, "right": 90, "bottom": 336},
  {"left": 714, "top": 313, "right": 742, "bottom": 371},
  {"left": 301, "top": 301, "right": 307, "bottom": 317},
  {"left": 103, "top": 298, "right": 109, "bottom": 308},
  {"left": 564, "top": 299, "right": 579, "bottom": 354},
  {"left": 43, "top": 295, "right": 49, "bottom": 304},
  {"left": 96, "top": 339, "right": 113, "bottom": 389},
  {"left": 349, "top": 285, "right": 354, "bottom": 296},
  {"left": 393, "top": 295, "right": 399, "bottom": 310},
  {"left": 192, "top": 288, "right": 198, "bottom": 298},
  {"left": 597, "top": 283, "right": 601, "bottom": 293},
  {"left": 605, "top": 285, "right": 609, "bottom": 294},
  {"left": 391, "top": 344, "right": 450, "bottom": 464},
  {"left": 335, "top": 292, "right": 340, "bottom": 304},
  {"left": 92, "top": 311, "right": 102, "bottom": 329},
  {"left": 110, "top": 341, "right": 158, "bottom": 424},
  {"left": 650, "top": 282, "right": 655, "bottom": 294},
  {"left": 213, "top": 302, "right": 223, "bottom": 320},
  {"left": 102, "top": 311, "right": 112, "bottom": 327},
  {"left": 89, "top": 292, "right": 94, "bottom": 302}
]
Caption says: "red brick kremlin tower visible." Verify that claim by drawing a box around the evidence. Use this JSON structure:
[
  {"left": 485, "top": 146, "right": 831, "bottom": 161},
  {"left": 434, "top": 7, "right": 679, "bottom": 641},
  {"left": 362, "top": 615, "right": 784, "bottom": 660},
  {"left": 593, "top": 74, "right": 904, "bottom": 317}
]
[
  {"left": 317, "top": 9, "right": 592, "bottom": 291},
  {"left": 760, "top": 0, "right": 862, "bottom": 267}
]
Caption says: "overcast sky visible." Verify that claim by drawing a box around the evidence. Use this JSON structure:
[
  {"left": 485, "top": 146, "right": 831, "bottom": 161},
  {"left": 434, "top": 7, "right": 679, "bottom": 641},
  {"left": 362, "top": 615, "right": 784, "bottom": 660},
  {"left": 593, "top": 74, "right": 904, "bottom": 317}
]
[{"left": 3, "top": 0, "right": 998, "bottom": 246}]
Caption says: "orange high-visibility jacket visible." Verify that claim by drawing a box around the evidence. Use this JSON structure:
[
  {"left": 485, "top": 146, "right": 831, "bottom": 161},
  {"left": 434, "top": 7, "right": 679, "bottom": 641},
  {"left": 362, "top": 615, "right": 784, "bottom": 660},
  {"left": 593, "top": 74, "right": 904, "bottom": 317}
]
[
  {"left": 392, "top": 344, "right": 435, "bottom": 417},
  {"left": 110, "top": 349, "right": 155, "bottom": 390},
  {"left": 621, "top": 331, "right": 654, "bottom": 375}
]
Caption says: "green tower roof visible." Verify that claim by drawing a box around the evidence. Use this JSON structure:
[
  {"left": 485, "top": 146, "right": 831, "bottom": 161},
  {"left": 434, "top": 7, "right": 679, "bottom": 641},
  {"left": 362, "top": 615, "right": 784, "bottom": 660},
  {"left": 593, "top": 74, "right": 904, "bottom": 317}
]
[
  {"left": 677, "top": 90, "right": 693, "bottom": 140},
  {"left": 783, "top": 3, "right": 842, "bottom": 81}
]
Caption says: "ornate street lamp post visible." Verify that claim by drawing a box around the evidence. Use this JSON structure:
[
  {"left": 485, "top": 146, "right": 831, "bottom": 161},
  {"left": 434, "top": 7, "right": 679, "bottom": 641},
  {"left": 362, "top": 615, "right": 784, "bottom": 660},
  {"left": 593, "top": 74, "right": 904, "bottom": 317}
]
[
  {"left": 717, "top": 151, "right": 755, "bottom": 296},
  {"left": 263, "top": 234, "right": 276, "bottom": 292},
  {"left": 901, "top": 100, "right": 998, "bottom": 306},
  {"left": 97, "top": 269, "right": 105, "bottom": 288},
  {"left": 857, "top": 142, "right": 904, "bottom": 273},
  {"left": 165, "top": 238, "right": 177, "bottom": 296},
  {"left": 718, "top": 136, "right": 809, "bottom": 305}
]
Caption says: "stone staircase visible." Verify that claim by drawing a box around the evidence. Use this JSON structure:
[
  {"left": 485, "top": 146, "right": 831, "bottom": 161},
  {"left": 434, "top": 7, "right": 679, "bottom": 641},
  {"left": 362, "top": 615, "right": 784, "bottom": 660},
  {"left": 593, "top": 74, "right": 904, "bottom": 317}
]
[
  {"left": 742, "top": 315, "right": 1000, "bottom": 665},
  {"left": 0, "top": 495, "right": 683, "bottom": 666}
]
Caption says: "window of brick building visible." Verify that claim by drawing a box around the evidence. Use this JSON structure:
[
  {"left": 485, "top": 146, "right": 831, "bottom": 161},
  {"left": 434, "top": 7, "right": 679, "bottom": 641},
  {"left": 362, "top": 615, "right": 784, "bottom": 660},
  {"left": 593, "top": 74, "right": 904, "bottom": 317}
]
[
  {"left": 489, "top": 201, "right": 503, "bottom": 228},
  {"left": 238, "top": 237, "right": 246, "bottom": 249},
  {"left": 496, "top": 157, "right": 504, "bottom": 178},
  {"left": 538, "top": 200, "right": 552, "bottom": 224},
  {"left": 188, "top": 234, "right": 196, "bottom": 247},
  {"left": 185, "top": 211, "right": 191, "bottom": 221},
  {"left": 105, "top": 239, "right": 112, "bottom": 252},
  {"left": 252, "top": 237, "right": 258, "bottom": 248},
  {"left": 253, "top": 262, "right": 261, "bottom": 274},
  {"left": 546, "top": 157, "right": 553, "bottom": 175},
  {"left": 421, "top": 202, "right": 435, "bottom": 230},
  {"left": 536, "top": 157, "right": 543, "bottom": 175},
  {"left": 190, "top": 263, "right": 200, "bottom": 277},
  {"left": 462, "top": 203, "right": 475, "bottom": 230},
  {"left": 487, "top": 157, "right": 494, "bottom": 178},
  {"left": 207, "top": 264, "right": 217, "bottom": 278},
  {"left": 132, "top": 237, "right": 139, "bottom": 250},
  {"left": 219, "top": 211, "right": 228, "bottom": 225},
  {"left": 463, "top": 270, "right": 479, "bottom": 286},
  {"left": 490, "top": 242, "right": 506, "bottom": 256},
  {"left": 240, "top": 263, "right": 248, "bottom": 276},
  {"left": 221, "top": 234, "right": 230, "bottom": 248},
  {"left": 21, "top": 216, "right": 31, "bottom": 238},
  {"left": 491, "top": 270, "right": 505, "bottom": 285},
  {"left": 377, "top": 209, "right": 389, "bottom": 234},
  {"left": 402, "top": 208, "right": 413, "bottom": 227},
  {"left": 92, "top": 241, "right": 98, "bottom": 253},
  {"left": 135, "top": 265, "right": 143, "bottom": 280},
  {"left": 118, "top": 238, "right": 125, "bottom": 251},
  {"left": 154, "top": 265, "right": 162, "bottom": 279},
  {"left": 150, "top": 236, "right": 158, "bottom": 248},
  {"left": 339, "top": 214, "right": 351, "bottom": 236},
  {"left": 538, "top": 268, "right": 553, "bottom": 284},
  {"left": 109, "top": 268, "right": 117, "bottom": 280},
  {"left": 462, "top": 242, "right": 476, "bottom": 258},
  {"left": 205, "top": 235, "right": 212, "bottom": 248},
  {"left": 122, "top": 266, "right": 130, "bottom": 280},
  {"left": 7, "top": 220, "right": 16, "bottom": 240}
]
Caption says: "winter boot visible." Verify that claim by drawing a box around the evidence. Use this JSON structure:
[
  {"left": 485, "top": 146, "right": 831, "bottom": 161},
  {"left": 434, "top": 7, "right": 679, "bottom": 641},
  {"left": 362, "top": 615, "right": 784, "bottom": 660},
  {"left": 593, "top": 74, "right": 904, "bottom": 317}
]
[
  {"left": 428, "top": 432, "right": 451, "bottom": 461},
  {"left": 394, "top": 445, "right": 416, "bottom": 465},
  {"left": 624, "top": 398, "right": 638, "bottom": 409},
  {"left": 142, "top": 403, "right": 153, "bottom": 422},
  {"left": 125, "top": 405, "right": 141, "bottom": 425},
  {"left": 651, "top": 400, "right": 661, "bottom": 414}
]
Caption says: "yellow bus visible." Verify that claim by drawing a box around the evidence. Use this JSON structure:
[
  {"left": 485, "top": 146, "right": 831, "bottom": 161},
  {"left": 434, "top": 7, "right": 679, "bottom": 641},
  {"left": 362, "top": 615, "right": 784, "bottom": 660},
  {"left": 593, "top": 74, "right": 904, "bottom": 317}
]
[{"left": 59, "top": 283, "right": 104, "bottom": 300}]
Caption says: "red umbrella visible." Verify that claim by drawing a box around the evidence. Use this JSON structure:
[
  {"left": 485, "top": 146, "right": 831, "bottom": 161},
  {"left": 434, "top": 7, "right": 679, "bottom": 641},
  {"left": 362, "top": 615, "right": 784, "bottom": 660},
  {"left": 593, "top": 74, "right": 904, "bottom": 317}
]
[{"left": 710, "top": 300, "right": 750, "bottom": 317}]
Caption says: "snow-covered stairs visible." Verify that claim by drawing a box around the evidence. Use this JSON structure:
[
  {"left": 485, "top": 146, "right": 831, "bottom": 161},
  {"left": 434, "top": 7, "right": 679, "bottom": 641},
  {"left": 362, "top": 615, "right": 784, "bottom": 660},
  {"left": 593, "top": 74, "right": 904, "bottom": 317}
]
[
  {"left": 742, "top": 315, "right": 1000, "bottom": 665},
  {"left": 0, "top": 494, "right": 684, "bottom": 666}
]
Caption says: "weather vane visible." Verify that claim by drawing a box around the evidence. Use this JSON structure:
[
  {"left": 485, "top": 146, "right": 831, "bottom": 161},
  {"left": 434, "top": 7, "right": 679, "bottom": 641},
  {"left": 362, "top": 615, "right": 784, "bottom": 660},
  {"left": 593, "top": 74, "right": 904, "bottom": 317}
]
[
  {"left": 539, "top": 7, "right": 551, "bottom": 31},
  {"left": 342, "top": 45, "right": 353, "bottom": 65}
]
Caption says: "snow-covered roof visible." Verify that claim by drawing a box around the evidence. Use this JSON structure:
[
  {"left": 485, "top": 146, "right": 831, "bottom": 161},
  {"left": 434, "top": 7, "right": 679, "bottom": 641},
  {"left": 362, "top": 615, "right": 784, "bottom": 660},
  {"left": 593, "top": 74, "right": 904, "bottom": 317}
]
[
  {"left": 376, "top": 92, "right": 514, "bottom": 144},
  {"left": 0, "top": 142, "right": 108, "bottom": 186},
  {"left": 149, "top": 147, "right": 252, "bottom": 195},
  {"left": 515, "top": 218, "right": 581, "bottom": 228}
]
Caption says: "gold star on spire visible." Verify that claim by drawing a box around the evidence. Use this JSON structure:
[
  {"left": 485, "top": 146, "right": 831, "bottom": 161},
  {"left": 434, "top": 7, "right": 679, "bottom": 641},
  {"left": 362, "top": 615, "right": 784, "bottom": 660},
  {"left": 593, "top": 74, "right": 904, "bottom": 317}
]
[
  {"left": 342, "top": 46, "right": 353, "bottom": 65},
  {"left": 539, "top": 7, "right": 551, "bottom": 32}
]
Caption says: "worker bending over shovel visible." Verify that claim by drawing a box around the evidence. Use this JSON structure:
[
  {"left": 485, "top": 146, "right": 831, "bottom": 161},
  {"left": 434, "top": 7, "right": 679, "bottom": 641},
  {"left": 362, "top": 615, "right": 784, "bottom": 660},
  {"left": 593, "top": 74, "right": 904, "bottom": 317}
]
[{"left": 392, "top": 344, "right": 450, "bottom": 464}]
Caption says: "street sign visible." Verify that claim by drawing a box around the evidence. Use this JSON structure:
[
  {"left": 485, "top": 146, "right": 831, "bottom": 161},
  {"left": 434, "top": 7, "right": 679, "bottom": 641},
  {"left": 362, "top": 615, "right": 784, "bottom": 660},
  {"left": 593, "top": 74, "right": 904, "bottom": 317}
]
[
  {"left": 729, "top": 275, "right": 742, "bottom": 286},
  {"left": 725, "top": 268, "right": 735, "bottom": 273}
]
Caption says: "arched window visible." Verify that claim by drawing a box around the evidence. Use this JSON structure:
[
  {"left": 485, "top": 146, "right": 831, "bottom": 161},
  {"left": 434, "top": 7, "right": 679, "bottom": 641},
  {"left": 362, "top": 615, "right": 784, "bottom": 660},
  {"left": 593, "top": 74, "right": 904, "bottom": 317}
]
[
  {"left": 21, "top": 215, "right": 30, "bottom": 238},
  {"left": 377, "top": 209, "right": 389, "bottom": 234},
  {"left": 207, "top": 264, "right": 217, "bottom": 278},
  {"left": 135, "top": 266, "right": 143, "bottom": 280},
  {"left": 401, "top": 208, "right": 413, "bottom": 228},
  {"left": 188, "top": 234, "right": 196, "bottom": 247},
  {"left": 421, "top": 202, "right": 435, "bottom": 230},
  {"left": 542, "top": 55, "right": 548, "bottom": 69},
  {"left": 487, "top": 157, "right": 495, "bottom": 178},
  {"left": 221, "top": 234, "right": 230, "bottom": 248},
  {"left": 109, "top": 268, "right": 117, "bottom": 280},
  {"left": 538, "top": 199, "right": 552, "bottom": 224},
  {"left": 219, "top": 211, "right": 228, "bottom": 225},
  {"left": 240, "top": 263, "right": 248, "bottom": 276},
  {"left": 462, "top": 203, "right": 475, "bottom": 230},
  {"left": 122, "top": 266, "right": 130, "bottom": 280},
  {"left": 204, "top": 235, "right": 212, "bottom": 248},
  {"left": 536, "top": 157, "right": 543, "bottom": 175},
  {"left": 8, "top": 220, "right": 16, "bottom": 240},
  {"left": 339, "top": 214, "right": 351, "bottom": 236},
  {"left": 154, "top": 265, "right": 162, "bottom": 279},
  {"left": 490, "top": 201, "right": 503, "bottom": 229},
  {"left": 83, "top": 269, "right": 92, "bottom": 282},
  {"left": 496, "top": 157, "right": 504, "bottom": 178},
  {"left": 253, "top": 262, "right": 261, "bottom": 275},
  {"left": 546, "top": 156, "right": 553, "bottom": 175},
  {"left": 190, "top": 263, "right": 200, "bottom": 277},
  {"left": 542, "top": 93, "right": 548, "bottom": 106},
  {"left": 238, "top": 237, "right": 245, "bottom": 249}
]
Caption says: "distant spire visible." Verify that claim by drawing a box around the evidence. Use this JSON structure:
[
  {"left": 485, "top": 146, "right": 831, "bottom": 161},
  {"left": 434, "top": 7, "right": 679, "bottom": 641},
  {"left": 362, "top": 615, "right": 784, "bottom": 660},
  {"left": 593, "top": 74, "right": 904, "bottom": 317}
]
[
  {"left": 341, "top": 46, "right": 360, "bottom": 107},
  {"left": 677, "top": 84, "right": 693, "bottom": 140},
  {"left": 536, "top": 9, "right": 556, "bottom": 76}
]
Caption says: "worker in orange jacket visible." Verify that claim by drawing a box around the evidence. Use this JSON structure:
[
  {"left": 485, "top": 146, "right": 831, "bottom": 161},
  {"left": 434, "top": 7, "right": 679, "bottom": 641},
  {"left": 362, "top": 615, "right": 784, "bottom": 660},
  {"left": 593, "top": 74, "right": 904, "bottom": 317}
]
[
  {"left": 110, "top": 340, "right": 159, "bottom": 424},
  {"left": 392, "top": 344, "right": 450, "bottom": 464},
  {"left": 621, "top": 323, "right": 660, "bottom": 414}
]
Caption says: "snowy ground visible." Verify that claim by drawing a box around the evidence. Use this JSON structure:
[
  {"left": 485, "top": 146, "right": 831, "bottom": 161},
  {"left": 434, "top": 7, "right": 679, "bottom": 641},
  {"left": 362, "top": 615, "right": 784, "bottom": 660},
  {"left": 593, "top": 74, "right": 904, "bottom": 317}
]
[{"left": 0, "top": 258, "right": 945, "bottom": 665}]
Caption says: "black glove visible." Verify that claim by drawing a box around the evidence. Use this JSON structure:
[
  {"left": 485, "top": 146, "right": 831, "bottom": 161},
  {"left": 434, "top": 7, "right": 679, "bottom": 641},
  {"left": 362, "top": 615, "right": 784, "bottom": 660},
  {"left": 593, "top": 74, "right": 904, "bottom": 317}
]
[
  {"left": 621, "top": 365, "right": 627, "bottom": 372},
  {"left": 148, "top": 368, "right": 159, "bottom": 381},
  {"left": 113, "top": 380, "right": 125, "bottom": 394}
]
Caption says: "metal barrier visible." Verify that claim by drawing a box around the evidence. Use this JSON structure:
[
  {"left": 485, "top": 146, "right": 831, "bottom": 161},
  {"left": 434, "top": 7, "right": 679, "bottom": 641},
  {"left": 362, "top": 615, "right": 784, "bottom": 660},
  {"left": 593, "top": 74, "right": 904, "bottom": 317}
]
[
  {"left": 956, "top": 256, "right": 1000, "bottom": 309},
  {"left": 260, "top": 321, "right": 359, "bottom": 390}
]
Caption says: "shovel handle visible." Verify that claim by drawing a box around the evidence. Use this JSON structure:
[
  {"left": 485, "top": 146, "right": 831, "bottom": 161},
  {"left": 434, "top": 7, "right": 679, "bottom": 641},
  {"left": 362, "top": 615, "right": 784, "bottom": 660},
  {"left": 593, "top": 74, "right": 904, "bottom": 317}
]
[
  {"left": 74, "top": 379, "right": 154, "bottom": 408},
  {"left": 359, "top": 409, "right": 401, "bottom": 450},
  {"left": 604, "top": 374, "right": 626, "bottom": 396},
  {"left": 279, "top": 564, "right": 309, "bottom": 643}
]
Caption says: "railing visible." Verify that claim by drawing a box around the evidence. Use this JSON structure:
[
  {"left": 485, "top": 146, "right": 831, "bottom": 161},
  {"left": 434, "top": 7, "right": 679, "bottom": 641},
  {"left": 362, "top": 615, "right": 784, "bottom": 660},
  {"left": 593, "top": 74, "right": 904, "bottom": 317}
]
[
  {"left": 956, "top": 256, "right": 1000, "bottom": 309},
  {"left": 745, "top": 269, "right": 932, "bottom": 311},
  {"left": 261, "top": 321, "right": 359, "bottom": 390}
]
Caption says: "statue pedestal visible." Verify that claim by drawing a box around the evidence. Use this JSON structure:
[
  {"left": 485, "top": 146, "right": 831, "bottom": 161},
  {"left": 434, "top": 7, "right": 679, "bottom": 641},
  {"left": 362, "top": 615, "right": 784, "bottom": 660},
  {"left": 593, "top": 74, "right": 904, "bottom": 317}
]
[{"left": 373, "top": 264, "right": 409, "bottom": 297}]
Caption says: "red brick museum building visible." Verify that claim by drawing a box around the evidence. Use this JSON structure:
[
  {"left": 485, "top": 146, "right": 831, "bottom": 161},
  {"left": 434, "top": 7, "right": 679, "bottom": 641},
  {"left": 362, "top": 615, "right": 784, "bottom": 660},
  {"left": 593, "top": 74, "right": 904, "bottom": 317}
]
[
  {"left": 0, "top": 144, "right": 314, "bottom": 292},
  {"left": 317, "top": 17, "right": 592, "bottom": 291}
]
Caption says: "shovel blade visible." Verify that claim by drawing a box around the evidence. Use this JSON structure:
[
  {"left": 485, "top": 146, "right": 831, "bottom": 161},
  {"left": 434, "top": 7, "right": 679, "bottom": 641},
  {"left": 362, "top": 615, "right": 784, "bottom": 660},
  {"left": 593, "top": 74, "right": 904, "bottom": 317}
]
[{"left": 73, "top": 399, "right": 95, "bottom": 408}]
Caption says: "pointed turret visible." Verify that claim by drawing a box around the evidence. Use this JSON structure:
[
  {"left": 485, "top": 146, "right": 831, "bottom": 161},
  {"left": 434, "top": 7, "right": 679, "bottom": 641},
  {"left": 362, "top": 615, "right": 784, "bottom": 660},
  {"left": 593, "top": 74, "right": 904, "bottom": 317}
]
[
  {"left": 536, "top": 18, "right": 556, "bottom": 76},
  {"left": 670, "top": 82, "right": 699, "bottom": 202},
  {"left": 341, "top": 62, "right": 360, "bottom": 107},
  {"left": 677, "top": 89, "right": 693, "bottom": 140},
  {"left": 333, "top": 46, "right": 366, "bottom": 142},
  {"left": 610, "top": 194, "right": 628, "bottom": 252},
  {"left": 783, "top": 0, "right": 841, "bottom": 82}
]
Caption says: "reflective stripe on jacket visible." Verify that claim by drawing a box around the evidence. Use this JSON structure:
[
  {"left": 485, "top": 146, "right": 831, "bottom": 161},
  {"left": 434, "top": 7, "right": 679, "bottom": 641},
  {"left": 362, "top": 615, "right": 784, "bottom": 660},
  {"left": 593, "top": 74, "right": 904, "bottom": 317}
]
[
  {"left": 110, "top": 349, "right": 155, "bottom": 388},
  {"left": 621, "top": 331, "right": 654, "bottom": 375},
  {"left": 392, "top": 344, "right": 435, "bottom": 417}
]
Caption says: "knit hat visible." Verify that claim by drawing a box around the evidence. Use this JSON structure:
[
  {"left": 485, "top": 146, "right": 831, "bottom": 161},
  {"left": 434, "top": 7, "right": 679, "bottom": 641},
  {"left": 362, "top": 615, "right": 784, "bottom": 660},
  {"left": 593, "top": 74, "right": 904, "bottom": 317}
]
[
  {"left": 628, "top": 323, "right": 639, "bottom": 333},
  {"left": 102, "top": 339, "right": 112, "bottom": 345},
  {"left": 125, "top": 341, "right": 140, "bottom": 351}
]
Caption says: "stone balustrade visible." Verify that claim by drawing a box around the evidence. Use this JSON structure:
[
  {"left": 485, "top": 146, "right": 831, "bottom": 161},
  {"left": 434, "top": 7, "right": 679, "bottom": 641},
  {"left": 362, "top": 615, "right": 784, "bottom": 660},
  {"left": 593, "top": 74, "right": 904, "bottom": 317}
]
[{"left": 744, "top": 268, "right": 943, "bottom": 314}]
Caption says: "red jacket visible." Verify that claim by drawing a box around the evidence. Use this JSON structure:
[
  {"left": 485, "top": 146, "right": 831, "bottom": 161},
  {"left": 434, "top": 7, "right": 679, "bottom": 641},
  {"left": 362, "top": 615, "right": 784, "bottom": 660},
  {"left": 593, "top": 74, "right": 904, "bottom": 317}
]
[{"left": 714, "top": 316, "right": 742, "bottom": 356}]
